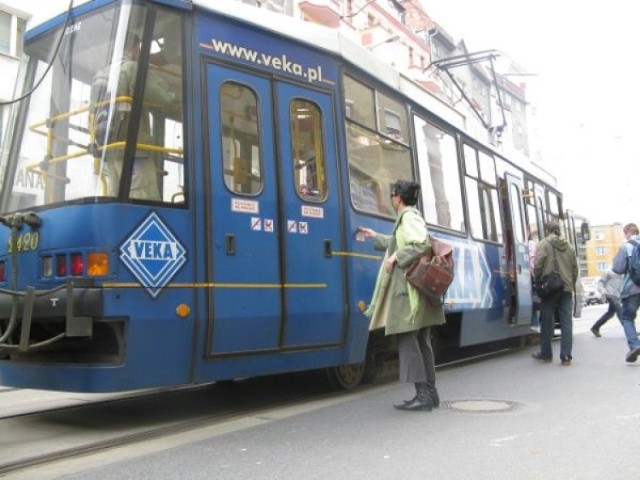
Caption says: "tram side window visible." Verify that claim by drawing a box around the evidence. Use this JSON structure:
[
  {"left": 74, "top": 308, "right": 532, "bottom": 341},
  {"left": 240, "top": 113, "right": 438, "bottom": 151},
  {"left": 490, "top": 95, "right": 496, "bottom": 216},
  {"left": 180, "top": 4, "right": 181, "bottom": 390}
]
[
  {"left": 547, "top": 190, "right": 561, "bottom": 218},
  {"left": 464, "top": 145, "right": 503, "bottom": 242},
  {"left": 343, "top": 74, "right": 413, "bottom": 218},
  {"left": 509, "top": 183, "right": 525, "bottom": 243},
  {"left": 413, "top": 116, "right": 465, "bottom": 231},
  {"left": 378, "top": 93, "right": 409, "bottom": 145},
  {"left": 220, "top": 82, "right": 262, "bottom": 195},
  {"left": 343, "top": 75, "right": 375, "bottom": 130},
  {"left": 290, "top": 99, "right": 327, "bottom": 202},
  {"left": 525, "top": 180, "right": 542, "bottom": 241}
]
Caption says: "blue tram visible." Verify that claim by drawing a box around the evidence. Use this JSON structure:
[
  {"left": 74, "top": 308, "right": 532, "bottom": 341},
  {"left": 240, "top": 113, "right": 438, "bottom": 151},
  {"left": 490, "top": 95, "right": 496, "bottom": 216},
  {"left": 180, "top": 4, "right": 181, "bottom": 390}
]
[{"left": 0, "top": 0, "right": 585, "bottom": 392}]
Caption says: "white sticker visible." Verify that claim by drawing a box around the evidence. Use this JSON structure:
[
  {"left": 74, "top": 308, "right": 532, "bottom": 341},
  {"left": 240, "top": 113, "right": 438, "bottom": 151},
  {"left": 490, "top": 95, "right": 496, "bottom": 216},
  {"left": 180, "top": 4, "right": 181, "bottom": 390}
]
[
  {"left": 264, "top": 219, "right": 274, "bottom": 232},
  {"left": 231, "top": 198, "right": 259, "bottom": 214},
  {"left": 251, "top": 217, "right": 262, "bottom": 231},
  {"left": 287, "top": 220, "right": 298, "bottom": 233},
  {"left": 299, "top": 222, "right": 309, "bottom": 234},
  {"left": 301, "top": 205, "right": 324, "bottom": 219}
]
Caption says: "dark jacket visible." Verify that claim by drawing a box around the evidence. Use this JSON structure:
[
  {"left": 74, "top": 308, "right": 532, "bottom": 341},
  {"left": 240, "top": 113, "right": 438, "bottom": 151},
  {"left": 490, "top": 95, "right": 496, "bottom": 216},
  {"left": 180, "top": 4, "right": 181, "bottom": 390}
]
[{"left": 533, "top": 234, "right": 578, "bottom": 293}]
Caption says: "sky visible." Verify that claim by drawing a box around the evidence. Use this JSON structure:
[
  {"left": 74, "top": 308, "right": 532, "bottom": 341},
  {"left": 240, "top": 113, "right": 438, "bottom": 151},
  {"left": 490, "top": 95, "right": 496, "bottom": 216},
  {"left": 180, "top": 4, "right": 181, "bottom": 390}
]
[
  {"left": 421, "top": 0, "right": 639, "bottom": 226},
  {"left": 12, "top": 0, "right": 638, "bottom": 225}
]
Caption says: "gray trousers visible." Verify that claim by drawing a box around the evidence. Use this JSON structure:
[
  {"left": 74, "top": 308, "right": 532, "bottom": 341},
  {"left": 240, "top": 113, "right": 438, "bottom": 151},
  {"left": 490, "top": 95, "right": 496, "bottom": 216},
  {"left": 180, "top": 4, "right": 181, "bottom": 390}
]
[{"left": 397, "top": 327, "right": 436, "bottom": 384}]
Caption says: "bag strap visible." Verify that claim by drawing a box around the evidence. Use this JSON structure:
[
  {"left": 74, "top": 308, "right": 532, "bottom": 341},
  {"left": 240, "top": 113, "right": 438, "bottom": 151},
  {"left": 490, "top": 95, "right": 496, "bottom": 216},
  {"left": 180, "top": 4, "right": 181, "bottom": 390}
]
[{"left": 548, "top": 242, "right": 560, "bottom": 273}]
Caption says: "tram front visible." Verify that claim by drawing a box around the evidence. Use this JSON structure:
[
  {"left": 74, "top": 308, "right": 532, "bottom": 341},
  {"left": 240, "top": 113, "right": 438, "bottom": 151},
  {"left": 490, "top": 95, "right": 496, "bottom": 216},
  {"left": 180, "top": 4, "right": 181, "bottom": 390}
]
[{"left": 0, "top": 0, "right": 190, "bottom": 392}]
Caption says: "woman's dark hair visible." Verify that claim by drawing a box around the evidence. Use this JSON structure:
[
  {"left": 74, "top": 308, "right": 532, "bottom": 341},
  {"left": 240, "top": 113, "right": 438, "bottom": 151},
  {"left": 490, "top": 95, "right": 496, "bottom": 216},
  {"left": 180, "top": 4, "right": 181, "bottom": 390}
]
[{"left": 391, "top": 180, "right": 420, "bottom": 206}]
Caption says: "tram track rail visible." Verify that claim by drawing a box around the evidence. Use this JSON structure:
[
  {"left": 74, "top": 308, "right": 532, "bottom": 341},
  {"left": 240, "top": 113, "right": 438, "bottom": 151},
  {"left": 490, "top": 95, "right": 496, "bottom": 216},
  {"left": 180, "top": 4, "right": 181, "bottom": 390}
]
[
  {"left": 0, "top": 341, "right": 528, "bottom": 477},
  {"left": 0, "top": 375, "right": 370, "bottom": 477}
]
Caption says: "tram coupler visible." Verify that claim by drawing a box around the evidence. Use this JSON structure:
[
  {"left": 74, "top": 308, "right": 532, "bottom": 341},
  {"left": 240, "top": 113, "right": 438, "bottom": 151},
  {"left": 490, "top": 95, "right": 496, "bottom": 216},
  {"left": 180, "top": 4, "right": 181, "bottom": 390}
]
[{"left": 0, "top": 280, "right": 96, "bottom": 352}]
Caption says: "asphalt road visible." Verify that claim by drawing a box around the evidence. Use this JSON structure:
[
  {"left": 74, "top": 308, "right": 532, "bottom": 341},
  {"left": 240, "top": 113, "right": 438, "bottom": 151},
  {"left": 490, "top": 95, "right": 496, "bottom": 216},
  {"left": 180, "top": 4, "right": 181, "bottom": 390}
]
[{"left": 9, "top": 304, "right": 640, "bottom": 480}]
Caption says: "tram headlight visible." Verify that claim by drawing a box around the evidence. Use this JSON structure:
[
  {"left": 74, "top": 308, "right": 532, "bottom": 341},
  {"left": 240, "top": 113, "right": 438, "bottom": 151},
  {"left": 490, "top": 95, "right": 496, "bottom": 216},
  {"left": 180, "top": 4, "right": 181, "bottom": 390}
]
[{"left": 87, "top": 252, "right": 109, "bottom": 276}]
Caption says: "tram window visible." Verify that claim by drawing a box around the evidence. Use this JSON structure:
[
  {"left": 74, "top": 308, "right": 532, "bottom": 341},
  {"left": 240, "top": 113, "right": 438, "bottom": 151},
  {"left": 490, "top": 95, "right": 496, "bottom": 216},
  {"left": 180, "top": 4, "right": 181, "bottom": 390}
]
[
  {"left": 344, "top": 74, "right": 413, "bottom": 218},
  {"left": 414, "top": 116, "right": 465, "bottom": 231},
  {"left": 510, "top": 184, "right": 525, "bottom": 243},
  {"left": 149, "top": 9, "right": 185, "bottom": 204},
  {"left": 220, "top": 82, "right": 262, "bottom": 195},
  {"left": 465, "top": 178, "right": 484, "bottom": 238},
  {"left": 548, "top": 190, "right": 561, "bottom": 217},
  {"left": 527, "top": 204, "right": 540, "bottom": 240},
  {"left": 463, "top": 145, "right": 478, "bottom": 177},
  {"left": 290, "top": 99, "right": 327, "bottom": 202},
  {"left": 346, "top": 123, "right": 412, "bottom": 217},
  {"left": 464, "top": 145, "right": 503, "bottom": 242},
  {"left": 377, "top": 93, "right": 409, "bottom": 145},
  {"left": 478, "top": 151, "right": 497, "bottom": 186},
  {"left": 343, "top": 75, "right": 375, "bottom": 131}
]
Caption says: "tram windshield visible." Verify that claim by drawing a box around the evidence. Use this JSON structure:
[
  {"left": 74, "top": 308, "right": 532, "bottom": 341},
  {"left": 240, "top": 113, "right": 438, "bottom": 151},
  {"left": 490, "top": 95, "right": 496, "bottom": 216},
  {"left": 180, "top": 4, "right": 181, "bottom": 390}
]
[{"left": 0, "top": 0, "right": 185, "bottom": 213}]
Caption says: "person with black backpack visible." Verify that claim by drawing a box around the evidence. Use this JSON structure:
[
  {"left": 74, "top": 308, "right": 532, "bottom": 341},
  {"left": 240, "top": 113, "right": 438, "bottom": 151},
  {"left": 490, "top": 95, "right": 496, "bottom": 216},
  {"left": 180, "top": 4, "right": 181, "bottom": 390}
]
[
  {"left": 531, "top": 220, "right": 579, "bottom": 366},
  {"left": 612, "top": 223, "right": 640, "bottom": 362}
]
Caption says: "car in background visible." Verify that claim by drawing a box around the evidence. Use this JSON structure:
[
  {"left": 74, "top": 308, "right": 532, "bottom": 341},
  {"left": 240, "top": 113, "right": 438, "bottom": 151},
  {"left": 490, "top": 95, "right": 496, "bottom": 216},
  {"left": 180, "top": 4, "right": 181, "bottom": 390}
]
[{"left": 582, "top": 276, "right": 606, "bottom": 305}]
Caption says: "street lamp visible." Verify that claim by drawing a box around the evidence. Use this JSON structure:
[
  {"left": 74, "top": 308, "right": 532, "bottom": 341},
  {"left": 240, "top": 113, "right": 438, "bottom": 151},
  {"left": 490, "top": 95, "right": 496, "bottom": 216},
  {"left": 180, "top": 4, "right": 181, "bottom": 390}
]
[{"left": 368, "top": 34, "right": 400, "bottom": 50}]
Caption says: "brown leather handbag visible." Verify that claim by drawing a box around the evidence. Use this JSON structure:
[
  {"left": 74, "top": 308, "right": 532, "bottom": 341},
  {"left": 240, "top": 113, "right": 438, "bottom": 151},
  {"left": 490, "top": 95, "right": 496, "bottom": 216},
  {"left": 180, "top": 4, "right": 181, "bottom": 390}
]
[{"left": 405, "top": 236, "right": 454, "bottom": 306}]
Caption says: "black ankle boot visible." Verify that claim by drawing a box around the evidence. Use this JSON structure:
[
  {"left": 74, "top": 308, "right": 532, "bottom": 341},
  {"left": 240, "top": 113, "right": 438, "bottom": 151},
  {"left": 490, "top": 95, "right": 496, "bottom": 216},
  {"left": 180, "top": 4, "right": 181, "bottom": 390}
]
[
  {"left": 394, "top": 383, "right": 433, "bottom": 411},
  {"left": 427, "top": 383, "right": 440, "bottom": 408}
]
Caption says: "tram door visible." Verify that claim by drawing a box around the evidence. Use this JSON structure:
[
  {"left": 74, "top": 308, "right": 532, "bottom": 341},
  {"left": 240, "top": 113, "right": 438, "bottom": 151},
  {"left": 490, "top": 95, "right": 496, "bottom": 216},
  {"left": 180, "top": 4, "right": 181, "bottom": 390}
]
[
  {"left": 503, "top": 173, "right": 533, "bottom": 325},
  {"left": 204, "top": 64, "right": 345, "bottom": 356},
  {"left": 275, "top": 82, "right": 345, "bottom": 348}
]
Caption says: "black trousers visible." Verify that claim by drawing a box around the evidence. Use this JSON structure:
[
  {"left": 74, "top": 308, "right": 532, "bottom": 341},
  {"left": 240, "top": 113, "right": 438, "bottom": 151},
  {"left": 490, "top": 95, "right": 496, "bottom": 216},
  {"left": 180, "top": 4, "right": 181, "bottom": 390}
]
[{"left": 397, "top": 327, "right": 436, "bottom": 384}]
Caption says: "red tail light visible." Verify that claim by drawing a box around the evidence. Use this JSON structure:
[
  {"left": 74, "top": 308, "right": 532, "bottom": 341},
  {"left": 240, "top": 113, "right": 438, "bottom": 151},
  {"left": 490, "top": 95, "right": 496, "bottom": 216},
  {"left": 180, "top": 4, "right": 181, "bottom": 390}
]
[
  {"left": 71, "top": 253, "right": 84, "bottom": 276},
  {"left": 0, "top": 261, "right": 5, "bottom": 282},
  {"left": 56, "top": 254, "right": 67, "bottom": 277}
]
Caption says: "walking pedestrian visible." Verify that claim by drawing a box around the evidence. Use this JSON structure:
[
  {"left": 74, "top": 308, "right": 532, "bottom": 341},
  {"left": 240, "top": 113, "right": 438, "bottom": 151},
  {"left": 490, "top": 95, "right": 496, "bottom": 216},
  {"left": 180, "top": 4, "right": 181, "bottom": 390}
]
[
  {"left": 590, "top": 270, "right": 622, "bottom": 337},
  {"left": 611, "top": 223, "right": 640, "bottom": 362},
  {"left": 359, "top": 180, "right": 445, "bottom": 411},
  {"left": 531, "top": 220, "right": 578, "bottom": 365}
]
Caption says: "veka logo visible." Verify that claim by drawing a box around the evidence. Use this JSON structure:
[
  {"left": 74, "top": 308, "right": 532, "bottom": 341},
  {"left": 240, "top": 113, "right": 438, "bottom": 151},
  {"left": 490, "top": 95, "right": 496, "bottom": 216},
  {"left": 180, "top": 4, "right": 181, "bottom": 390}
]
[{"left": 120, "top": 212, "right": 186, "bottom": 298}]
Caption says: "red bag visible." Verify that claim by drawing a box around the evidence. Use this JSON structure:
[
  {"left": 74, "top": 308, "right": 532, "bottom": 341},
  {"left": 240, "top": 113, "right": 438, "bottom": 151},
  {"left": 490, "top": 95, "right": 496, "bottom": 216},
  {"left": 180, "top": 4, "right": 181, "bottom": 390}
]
[{"left": 405, "top": 236, "right": 454, "bottom": 306}]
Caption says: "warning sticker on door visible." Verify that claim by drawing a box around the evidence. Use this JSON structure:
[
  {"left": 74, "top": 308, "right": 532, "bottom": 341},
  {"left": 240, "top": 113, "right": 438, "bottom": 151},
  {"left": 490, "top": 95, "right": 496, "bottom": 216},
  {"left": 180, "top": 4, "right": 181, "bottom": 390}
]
[{"left": 301, "top": 205, "right": 324, "bottom": 219}]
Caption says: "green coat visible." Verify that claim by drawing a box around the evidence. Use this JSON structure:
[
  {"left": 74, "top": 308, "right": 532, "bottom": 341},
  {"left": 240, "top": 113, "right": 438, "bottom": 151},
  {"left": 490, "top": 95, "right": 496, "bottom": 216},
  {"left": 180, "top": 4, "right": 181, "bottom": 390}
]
[
  {"left": 533, "top": 234, "right": 578, "bottom": 293},
  {"left": 365, "top": 206, "right": 446, "bottom": 335}
]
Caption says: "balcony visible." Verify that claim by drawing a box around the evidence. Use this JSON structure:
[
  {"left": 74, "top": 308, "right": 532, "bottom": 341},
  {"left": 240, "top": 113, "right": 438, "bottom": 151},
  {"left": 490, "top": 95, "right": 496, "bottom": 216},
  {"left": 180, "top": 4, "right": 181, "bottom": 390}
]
[{"left": 298, "top": 0, "right": 341, "bottom": 28}]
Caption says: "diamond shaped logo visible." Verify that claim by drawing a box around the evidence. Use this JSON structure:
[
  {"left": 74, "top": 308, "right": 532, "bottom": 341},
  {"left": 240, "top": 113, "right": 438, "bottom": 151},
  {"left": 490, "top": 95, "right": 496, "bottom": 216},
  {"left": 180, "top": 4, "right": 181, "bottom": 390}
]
[{"left": 120, "top": 212, "right": 186, "bottom": 298}]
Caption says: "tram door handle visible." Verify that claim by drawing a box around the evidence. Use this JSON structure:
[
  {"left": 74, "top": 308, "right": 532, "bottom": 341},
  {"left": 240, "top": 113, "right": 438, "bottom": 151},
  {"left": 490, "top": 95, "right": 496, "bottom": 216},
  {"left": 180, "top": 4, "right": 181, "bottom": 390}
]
[
  {"left": 324, "top": 239, "right": 333, "bottom": 258},
  {"left": 225, "top": 234, "right": 236, "bottom": 256}
]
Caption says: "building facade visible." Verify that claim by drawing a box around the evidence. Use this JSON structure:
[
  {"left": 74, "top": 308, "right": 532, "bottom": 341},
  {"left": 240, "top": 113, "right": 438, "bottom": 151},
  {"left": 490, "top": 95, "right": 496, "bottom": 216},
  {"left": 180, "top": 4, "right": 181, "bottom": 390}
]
[
  {"left": 586, "top": 223, "right": 625, "bottom": 277},
  {"left": 0, "top": 2, "right": 29, "bottom": 150}
]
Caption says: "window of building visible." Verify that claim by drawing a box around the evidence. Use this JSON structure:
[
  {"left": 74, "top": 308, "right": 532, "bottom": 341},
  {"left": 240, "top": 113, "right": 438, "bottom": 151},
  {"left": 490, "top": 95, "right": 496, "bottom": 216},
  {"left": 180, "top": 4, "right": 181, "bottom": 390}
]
[
  {"left": 594, "top": 231, "right": 604, "bottom": 241},
  {"left": 0, "top": 11, "right": 10, "bottom": 55},
  {"left": 597, "top": 262, "right": 608, "bottom": 272},
  {"left": 0, "top": 11, "right": 26, "bottom": 57},
  {"left": 414, "top": 116, "right": 464, "bottom": 231},
  {"left": 596, "top": 246, "right": 606, "bottom": 256}
]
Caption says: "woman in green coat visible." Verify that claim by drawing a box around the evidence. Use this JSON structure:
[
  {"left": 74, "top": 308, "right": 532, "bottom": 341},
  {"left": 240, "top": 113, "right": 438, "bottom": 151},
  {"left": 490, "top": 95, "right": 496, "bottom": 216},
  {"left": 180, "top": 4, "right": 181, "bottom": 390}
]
[{"left": 359, "top": 180, "right": 445, "bottom": 411}]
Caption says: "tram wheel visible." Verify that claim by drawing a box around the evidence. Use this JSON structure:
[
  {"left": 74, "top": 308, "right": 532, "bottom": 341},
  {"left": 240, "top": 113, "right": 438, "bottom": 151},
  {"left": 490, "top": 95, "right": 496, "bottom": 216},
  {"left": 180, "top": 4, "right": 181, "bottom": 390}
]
[{"left": 324, "top": 362, "right": 366, "bottom": 390}]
